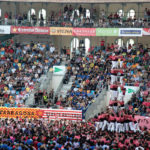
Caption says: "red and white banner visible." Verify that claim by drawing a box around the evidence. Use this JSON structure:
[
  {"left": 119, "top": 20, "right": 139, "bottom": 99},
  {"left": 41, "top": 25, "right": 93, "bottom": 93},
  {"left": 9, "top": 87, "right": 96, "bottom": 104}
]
[
  {"left": 41, "top": 109, "right": 82, "bottom": 121},
  {"left": 11, "top": 26, "right": 50, "bottom": 35},
  {"left": 142, "top": 28, "right": 150, "bottom": 35},
  {"left": 135, "top": 115, "right": 150, "bottom": 129},
  {"left": 73, "top": 28, "right": 96, "bottom": 36}
]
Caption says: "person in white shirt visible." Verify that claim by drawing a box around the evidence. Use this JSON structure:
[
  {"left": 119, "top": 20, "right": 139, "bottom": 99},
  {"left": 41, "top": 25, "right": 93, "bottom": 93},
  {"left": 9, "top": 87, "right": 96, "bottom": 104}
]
[{"left": 50, "top": 45, "right": 55, "bottom": 53}]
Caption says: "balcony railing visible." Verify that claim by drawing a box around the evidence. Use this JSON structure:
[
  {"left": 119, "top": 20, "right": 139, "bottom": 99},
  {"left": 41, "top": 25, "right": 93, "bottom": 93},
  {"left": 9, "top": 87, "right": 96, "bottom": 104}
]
[{"left": 1, "top": 17, "right": 150, "bottom": 28}]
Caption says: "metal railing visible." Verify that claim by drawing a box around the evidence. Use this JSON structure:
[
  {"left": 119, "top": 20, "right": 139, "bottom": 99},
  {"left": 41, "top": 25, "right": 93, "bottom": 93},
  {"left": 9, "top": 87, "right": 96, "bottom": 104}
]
[
  {"left": 85, "top": 87, "right": 107, "bottom": 120},
  {"left": 1, "top": 17, "right": 150, "bottom": 28}
]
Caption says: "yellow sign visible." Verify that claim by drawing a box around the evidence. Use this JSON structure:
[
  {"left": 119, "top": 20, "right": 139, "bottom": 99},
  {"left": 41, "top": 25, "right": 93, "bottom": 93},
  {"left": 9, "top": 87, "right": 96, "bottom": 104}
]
[
  {"left": 50, "top": 27, "right": 73, "bottom": 36},
  {"left": 0, "top": 107, "right": 43, "bottom": 119}
]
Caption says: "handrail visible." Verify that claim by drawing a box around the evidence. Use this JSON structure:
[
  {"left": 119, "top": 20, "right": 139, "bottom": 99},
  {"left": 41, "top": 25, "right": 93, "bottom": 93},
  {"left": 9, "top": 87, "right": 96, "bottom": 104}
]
[
  {"left": 0, "top": 18, "right": 150, "bottom": 28},
  {"left": 85, "top": 86, "right": 107, "bottom": 120}
]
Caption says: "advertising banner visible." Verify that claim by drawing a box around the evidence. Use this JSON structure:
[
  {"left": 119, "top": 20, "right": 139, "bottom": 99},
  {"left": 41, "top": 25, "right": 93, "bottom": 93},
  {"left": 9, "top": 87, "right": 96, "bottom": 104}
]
[
  {"left": 135, "top": 115, "right": 150, "bottom": 129},
  {"left": 0, "top": 107, "right": 82, "bottom": 120},
  {"left": 0, "top": 107, "right": 41, "bottom": 119},
  {"left": 96, "top": 28, "right": 119, "bottom": 36},
  {"left": 50, "top": 27, "right": 72, "bottom": 35},
  {"left": 118, "top": 86, "right": 139, "bottom": 95},
  {"left": 41, "top": 109, "right": 82, "bottom": 120},
  {"left": 0, "top": 26, "right": 10, "bottom": 34},
  {"left": 73, "top": 28, "right": 96, "bottom": 36},
  {"left": 119, "top": 28, "right": 142, "bottom": 36},
  {"left": 142, "top": 28, "right": 150, "bottom": 35},
  {"left": 11, "top": 26, "right": 50, "bottom": 34},
  {"left": 53, "top": 66, "right": 66, "bottom": 75}
]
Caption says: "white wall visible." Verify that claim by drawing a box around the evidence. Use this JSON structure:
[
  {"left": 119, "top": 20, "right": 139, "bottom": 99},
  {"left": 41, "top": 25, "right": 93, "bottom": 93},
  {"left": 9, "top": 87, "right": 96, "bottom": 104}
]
[{"left": 51, "top": 75, "right": 64, "bottom": 91}]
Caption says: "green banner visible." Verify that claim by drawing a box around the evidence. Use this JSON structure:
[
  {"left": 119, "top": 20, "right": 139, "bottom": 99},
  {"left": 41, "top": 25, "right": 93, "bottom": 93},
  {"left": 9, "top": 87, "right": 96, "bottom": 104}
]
[{"left": 96, "top": 28, "right": 119, "bottom": 36}]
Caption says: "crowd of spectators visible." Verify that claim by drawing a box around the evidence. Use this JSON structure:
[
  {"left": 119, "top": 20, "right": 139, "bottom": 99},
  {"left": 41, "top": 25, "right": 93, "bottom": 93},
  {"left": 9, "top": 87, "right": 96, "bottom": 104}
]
[
  {"left": 0, "top": 114, "right": 149, "bottom": 149},
  {"left": 0, "top": 36, "right": 150, "bottom": 149},
  {"left": 0, "top": 39, "right": 61, "bottom": 107},
  {"left": 1, "top": 5, "right": 150, "bottom": 27},
  {"left": 52, "top": 41, "right": 150, "bottom": 119},
  {"left": 54, "top": 51, "right": 108, "bottom": 114}
]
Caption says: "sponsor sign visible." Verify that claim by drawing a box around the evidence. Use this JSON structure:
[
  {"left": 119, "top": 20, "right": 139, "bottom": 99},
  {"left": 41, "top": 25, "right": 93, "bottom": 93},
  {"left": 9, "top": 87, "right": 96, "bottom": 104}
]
[
  {"left": 11, "top": 26, "right": 49, "bottom": 34},
  {"left": 0, "top": 26, "right": 10, "bottom": 34},
  {"left": 42, "top": 109, "right": 82, "bottom": 120},
  {"left": 53, "top": 66, "right": 66, "bottom": 75},
  {"left": 0, "top": 107, "right": 82, "bottom": 120},
  {"left": 0, "top": 107, "right": 41, "bottom": 119},
  {"left": 135, "top": 115, "right": 150, "bottom": 129},
  {"left": 96, "top": 28, "right": 119, "bottom": 36},
  {"left": 142, "top": 28, "right": 150, "bottom": 35},
  {"left": 119, "top": 28, "right": 142, "bottom": 36},
  {"left": 118, "top": 86, "right": 139, "bottom": 95},
  {"left": 50, "top": 27, "right": 72, "bottom": 35},
  {"left": 73, "top": 28, "right": 96, "bottom": 36}
]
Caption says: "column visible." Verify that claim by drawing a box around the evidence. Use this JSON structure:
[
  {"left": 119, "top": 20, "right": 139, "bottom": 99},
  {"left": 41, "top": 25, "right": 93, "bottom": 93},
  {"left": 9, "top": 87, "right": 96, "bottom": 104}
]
[
  {"left": 30, "top": 2, "right": 32, "bottom": 25},
  {"left": 137, "top": 3, "right": 140, "bottom": 19}
]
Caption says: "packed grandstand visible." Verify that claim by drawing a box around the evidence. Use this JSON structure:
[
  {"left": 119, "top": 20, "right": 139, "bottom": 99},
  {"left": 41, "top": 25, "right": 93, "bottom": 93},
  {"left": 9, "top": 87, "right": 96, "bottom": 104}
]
[{"left": 0, "top": 0, "right": 150, "bottom": 150}]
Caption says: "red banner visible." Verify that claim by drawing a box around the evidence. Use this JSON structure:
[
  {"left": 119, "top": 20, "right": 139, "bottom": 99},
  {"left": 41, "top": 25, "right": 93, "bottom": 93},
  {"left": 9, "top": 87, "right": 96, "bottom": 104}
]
[
  {"left": 73, "top": 28, "right": 96, "bottom": 36},
  {"left": 135, "top": 115, "right": 150, "bottom": 129},
  {"left": 41, "top": 109, "right": 82, "bottom": 120},
  {"left": 142, "top": 28, "right": 150, "bottom": 35},
  {"left": 11, "top": 26, "right": 50, "bottom": 35}
]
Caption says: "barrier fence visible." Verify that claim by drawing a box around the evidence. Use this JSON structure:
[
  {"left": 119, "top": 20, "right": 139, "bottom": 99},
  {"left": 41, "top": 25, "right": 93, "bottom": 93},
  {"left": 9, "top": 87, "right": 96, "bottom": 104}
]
[{"left": 1, "top": 25, "right": 150, "bottom": 36}]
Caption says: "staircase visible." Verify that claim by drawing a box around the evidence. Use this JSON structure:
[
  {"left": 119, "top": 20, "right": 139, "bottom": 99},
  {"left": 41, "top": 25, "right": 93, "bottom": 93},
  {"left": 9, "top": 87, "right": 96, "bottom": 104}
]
[
  {"left": 85, "top": 87, "right": 108, "bottom": 120},
  {"left": 25, "top": 71, "right": 53, "bottom": 107},
  {"left": 59, "top": 76, "right": 74, "bottom": 98}
]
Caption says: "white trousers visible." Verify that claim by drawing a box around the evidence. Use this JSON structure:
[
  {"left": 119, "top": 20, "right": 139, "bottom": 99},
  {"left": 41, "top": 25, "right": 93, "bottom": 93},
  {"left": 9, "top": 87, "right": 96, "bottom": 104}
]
[
  {"left": 124, "top": 123, "right": 129, "bottom": 132},
  {"left": 118, "top": 93, "right": 124, "bottom": 101},
  {"left": 108, "top": 122, "right": 115, "bottom": 132},
  {"left": 119, "top": 61, "right": 123, "bottom": 68},
  {"left": 101, "top": 120, "right": 108, "bottom": 131},
  {"left": 129, "top": 122, "right": 135, "bottom": 132},
  {"left": 134, "top": 123, "right": 141, "bottom": 132},
  {"left": 110, "top": 90, "right": 118, "bottom": 100},
  {"left": 111, "top": 75, "right": 117, "bottom": 84},
  {"left": 115, "top": 122, "right": 125, "bottom": 133},
  {"left": 112, "top": 61, "right": 118, "bottom": 69},
  {"left": 120, "top": 76, "right": 124, "bottom": 85}
]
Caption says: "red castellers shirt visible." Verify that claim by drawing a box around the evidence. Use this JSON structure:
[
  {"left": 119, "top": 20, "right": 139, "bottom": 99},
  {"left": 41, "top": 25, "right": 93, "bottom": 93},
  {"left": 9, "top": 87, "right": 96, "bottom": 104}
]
[
  {"left": 100, "top": 40, "right": 105, "bottom": 46},
  {"left": 120, "top": 86, "right": 126, "bottom": 95},
  {"left": 110, "top": 84, "right": 118, "bottom": 90}
]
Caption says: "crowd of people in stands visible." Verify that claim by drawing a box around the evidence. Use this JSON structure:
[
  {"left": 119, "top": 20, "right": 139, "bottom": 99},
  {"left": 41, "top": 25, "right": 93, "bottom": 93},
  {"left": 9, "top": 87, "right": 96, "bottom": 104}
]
[
  {"left": 0, "top": 117, "right": 149, "bottom": 150},
  {"left": 0, "top": 39, "right": 61, "bottom": 108},
  {"left": 1, "top": 5, "right": 150, "bottom": 27},
  {"left": 0, "top": 37, "right": 150, "bottom": 149},
  {"left": 54, "top": 50, "right": 108, "bottom": 113}
]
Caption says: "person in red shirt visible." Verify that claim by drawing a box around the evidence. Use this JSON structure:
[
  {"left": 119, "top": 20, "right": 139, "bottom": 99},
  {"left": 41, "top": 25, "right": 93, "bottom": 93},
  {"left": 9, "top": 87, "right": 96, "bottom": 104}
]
[
  {"left": 4, "top": 12, "right": 9, "bottom": 25},
  {"left": 100, "top": 39, "right": 105, "bottom": 50},
  {"left": 110, "top": 84, "right": 118, "bottom": 100},
  {"left": 110, "top": 43, "right": 114, "bottom": 50}
]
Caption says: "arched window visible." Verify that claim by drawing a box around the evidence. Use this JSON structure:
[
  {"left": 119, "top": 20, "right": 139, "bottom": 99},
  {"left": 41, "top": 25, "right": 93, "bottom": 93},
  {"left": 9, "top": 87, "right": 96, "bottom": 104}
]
[
  {"left": 71, "top": 38, "right": 79, "bottom": 53},
  {"left": 0, "top": 9, "right": 1, "bottom": 17},
  {"left": 117, "top": 9, "right": 124, "bottom": 17},
  {"left": 28, "top": 8, "right": 36, "bottom": 20},
  {"left": 127, "top": 39, "right": 134, "bottom": 48},
  {"left": 116, "top": 38, "right": 123, "bottom": 47},
  {"left": 86, "top": 9, "right": 90, "bottom": 18},
  {"left": 72, "top": 9, "right": 80, "bottom": 17},
  {"left": 127, "top": 9, "right": 135, "bottom": 19},
  {"left": 39, "top": 9, "right": 46, "bottom": 24},
  {"left": 85, "top": 38, "right": 90, "bottom": 54}
]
